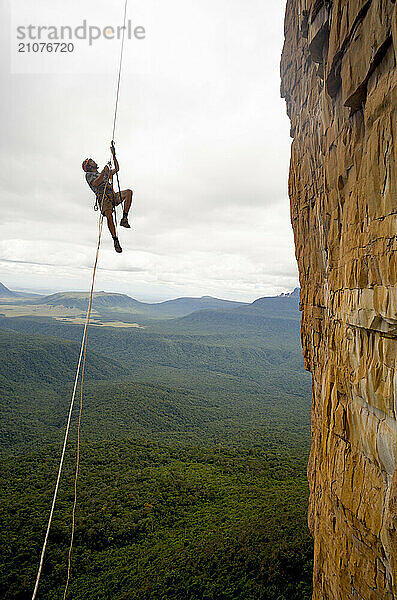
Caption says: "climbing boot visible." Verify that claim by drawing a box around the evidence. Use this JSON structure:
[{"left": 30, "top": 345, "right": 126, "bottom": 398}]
[
  {"left": 120, "top": 215, "right": 131, "bottom": 228},
  {"left": 113, "top": 237, "right": 122, "bottom": 253}
]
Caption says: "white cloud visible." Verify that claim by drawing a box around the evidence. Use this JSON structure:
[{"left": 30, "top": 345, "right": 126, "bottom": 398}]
[{"left": 0, "top": 0, "right": 295, "bottom": 302}]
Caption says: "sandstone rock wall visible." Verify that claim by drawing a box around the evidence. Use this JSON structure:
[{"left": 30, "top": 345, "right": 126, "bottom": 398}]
[{"left": 281, "top": 1, "right": 397, "bottom": 598}]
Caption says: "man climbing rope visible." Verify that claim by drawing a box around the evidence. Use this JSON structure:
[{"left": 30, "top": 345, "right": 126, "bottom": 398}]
[{"left": 82, "top": 146, "right": 133, "bottom": 253}]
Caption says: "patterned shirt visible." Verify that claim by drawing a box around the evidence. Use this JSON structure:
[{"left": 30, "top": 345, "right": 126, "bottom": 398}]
[{"left": 86, "top": 170, "right": 113, "bottom": 199}]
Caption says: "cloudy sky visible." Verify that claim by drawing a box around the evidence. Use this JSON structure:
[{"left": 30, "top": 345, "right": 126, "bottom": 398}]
[{"left": 0, "top": 0, "right": 295, "bottom": 302}]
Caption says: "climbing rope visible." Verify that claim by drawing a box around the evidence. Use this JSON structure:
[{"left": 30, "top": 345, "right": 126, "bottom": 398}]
[
  {"left": 31, "top": 1, "right": 130, "bottom": 597},
  {"left": 62, "top": 195, "right": 107, "bottom": 600},
  {"left": 111, "top": 0, "right": 129, "bottom": 233},
  {"left": 62, "top": 346, "right": 85, "bottom": 600},
  {"left": 112, "top": 0, "right": 128, "bottom": 142},
  {"left": 31, "top": 182, "right": 108, "bottom": 600}
]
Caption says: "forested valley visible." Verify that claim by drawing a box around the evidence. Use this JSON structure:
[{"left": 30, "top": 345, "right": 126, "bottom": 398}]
[{"left": 0, "top": 291, "right": 313, "bottom": 599}]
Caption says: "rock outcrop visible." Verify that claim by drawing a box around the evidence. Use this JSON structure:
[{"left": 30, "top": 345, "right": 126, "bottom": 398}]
[{"left": 281, "top": 1, "right": 397, "bottom": 598}]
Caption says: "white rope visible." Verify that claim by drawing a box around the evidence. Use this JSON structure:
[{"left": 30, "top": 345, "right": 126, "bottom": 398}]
[
  {"left": 112, "top": 0, "right": 129, "bottom": 142},
  {"left": 31, "top": 180, "right": 108, "bottom": 600},
  {"left": 61, "top": 207, "right": 105, "bottom": 600}
]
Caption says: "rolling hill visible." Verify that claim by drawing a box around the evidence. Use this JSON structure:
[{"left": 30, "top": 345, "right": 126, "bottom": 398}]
[
  {"left": 33, "top": 291, "right": 144, "bottom": 311},
  {"left": 0, "top": 328, "right": 125, "bottom": 450},
  {"left": 0, "top": 288, "right": 309, "bottom": 453},
  {"left": 30, "top": 291, "right": 247, "bottom": 320},
  {"left": 144, "top": 295, "right": 247, "bottom": 317},
  {"left": 241, "top": 295, "right": 300, "bottom": 316},
  {"left": 159, "top": 295, "right": 301, "bottom": 339},
  {"left": 0, "top": 328, "right": 123, "bottom": 386}
]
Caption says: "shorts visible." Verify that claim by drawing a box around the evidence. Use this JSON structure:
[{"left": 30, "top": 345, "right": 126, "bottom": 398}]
[{"left": 97, "top": 188, "right": 123, "bottom": 215}]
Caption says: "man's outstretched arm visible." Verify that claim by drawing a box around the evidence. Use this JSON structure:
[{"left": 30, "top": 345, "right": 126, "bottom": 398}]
[{"left": 110, "top": 144, "right": 120, "bottom": 175}]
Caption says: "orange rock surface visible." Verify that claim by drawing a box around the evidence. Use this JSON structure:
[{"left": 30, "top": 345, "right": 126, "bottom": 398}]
[{"left": 281, "top": 1, "right": 397, "bottom": 598}]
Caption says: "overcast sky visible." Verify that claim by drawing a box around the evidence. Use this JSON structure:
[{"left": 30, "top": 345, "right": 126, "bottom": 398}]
[{"left": 0, "top": 0, "right": 295, "bottom": 302}]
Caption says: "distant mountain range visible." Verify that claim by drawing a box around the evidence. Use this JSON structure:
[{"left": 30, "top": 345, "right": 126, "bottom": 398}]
[
  {"left": 0, "top": 282, "right": 40, "bottom": 299},
  {"left": 0, "top": 281, "right": 301, "bottom": 322},
  {"left": 167, "top": 294, "right": 300, "bottom": 337},
  {"left": 31, "top": 291, "right": 248, "bottom": 319}
]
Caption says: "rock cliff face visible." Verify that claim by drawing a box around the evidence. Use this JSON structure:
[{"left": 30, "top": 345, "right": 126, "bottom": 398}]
[{"left": 281, "top": 1, "right": 397, "bottom": 598}]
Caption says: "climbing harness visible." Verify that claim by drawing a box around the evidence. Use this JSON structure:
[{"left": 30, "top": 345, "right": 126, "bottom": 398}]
[
  {"left": 93, "top": 159, "right": 117, "bottom": 213},
  {"left": 31, "top": 1, "right": 129, "bottom": 598}
]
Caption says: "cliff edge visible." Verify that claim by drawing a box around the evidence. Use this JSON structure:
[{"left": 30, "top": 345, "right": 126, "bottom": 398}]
[{"left": 281, "top": 1, "right": 397, "bottom": 598}]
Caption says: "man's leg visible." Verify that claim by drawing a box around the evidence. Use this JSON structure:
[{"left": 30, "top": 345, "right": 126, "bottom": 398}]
[
  {"left": 104, "top": 209, "right": 122, "bottom": 253},
  {"left": 104, "top": 209, "right": 116, "bottom": 238},
  {"left": 121, "top": 189, "right": 133, "bottom": 213},
  {"left": 120, "top": 189, "right": 133, "bottom": 228}
]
